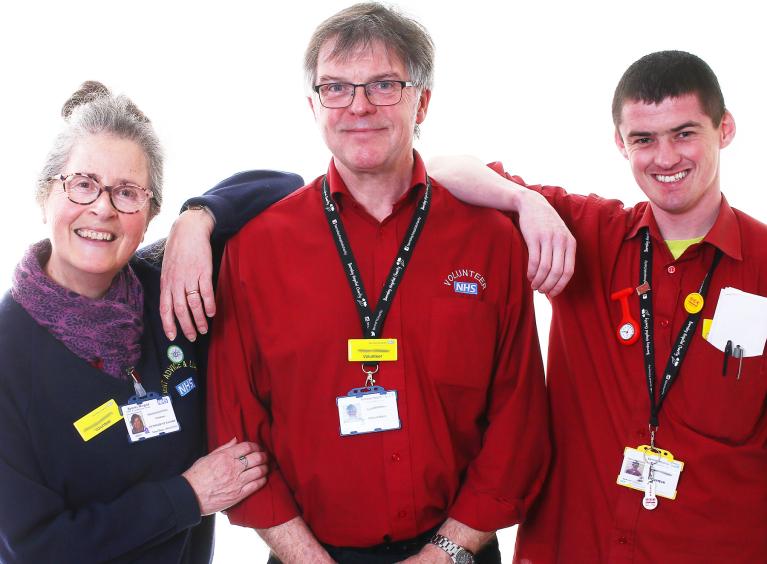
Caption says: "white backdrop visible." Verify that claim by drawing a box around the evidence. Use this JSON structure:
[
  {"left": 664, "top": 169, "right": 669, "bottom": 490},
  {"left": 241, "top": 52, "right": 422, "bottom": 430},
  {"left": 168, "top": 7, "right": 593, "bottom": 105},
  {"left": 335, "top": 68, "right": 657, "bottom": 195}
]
[{"left": 1, "top": 1, "right": 764, "bottom": 561}]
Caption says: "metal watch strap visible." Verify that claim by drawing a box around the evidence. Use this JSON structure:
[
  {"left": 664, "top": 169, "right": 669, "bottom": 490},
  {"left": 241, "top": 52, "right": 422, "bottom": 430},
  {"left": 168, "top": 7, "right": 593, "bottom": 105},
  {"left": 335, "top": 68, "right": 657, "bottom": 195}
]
[
  {"left": 182, "top": 203, "right": 216, "bottom": 224},
  {"left": 429, "top": 533, "right": 475, "bottom": 564}
]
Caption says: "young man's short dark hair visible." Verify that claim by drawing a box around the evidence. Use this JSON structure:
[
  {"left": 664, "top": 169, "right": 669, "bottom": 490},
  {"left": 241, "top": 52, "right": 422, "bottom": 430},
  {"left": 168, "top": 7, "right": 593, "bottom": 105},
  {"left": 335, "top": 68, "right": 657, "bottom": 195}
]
[{"left": 612, "top": 50, "right": 726, "bottom": 128}]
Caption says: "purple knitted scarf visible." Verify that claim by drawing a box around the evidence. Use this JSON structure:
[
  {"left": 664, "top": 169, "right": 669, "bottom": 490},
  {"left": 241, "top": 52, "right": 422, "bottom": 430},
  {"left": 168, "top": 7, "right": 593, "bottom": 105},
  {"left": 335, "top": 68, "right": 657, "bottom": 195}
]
[{"left": 10, "top": 240, "right": 144, "bottom": 380}]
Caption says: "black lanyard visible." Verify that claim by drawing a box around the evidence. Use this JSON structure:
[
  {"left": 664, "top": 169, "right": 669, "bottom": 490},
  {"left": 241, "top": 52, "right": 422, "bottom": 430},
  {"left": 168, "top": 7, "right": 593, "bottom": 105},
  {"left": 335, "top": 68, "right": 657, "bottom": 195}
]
[
  {"left": 322, "top": 176, "right": 431, "bottom": 342},
  {"left": 638, "top": 227, "right": 723, "bottom": 428}
]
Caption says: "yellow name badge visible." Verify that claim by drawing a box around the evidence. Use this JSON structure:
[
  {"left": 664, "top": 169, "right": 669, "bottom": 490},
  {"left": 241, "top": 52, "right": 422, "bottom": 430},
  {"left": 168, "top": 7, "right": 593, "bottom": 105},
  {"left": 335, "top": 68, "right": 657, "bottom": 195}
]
[
  {"left": 348, "top": 338, "right": 398, "bottom": 362},
  {"left": 73, "top": 399, "right": 123, "bottom": 442}
]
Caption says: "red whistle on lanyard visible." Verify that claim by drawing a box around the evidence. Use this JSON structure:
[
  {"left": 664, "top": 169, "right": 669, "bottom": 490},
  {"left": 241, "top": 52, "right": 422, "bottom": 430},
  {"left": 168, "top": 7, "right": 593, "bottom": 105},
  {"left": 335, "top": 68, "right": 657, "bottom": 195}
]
[{"left": 610, "top": 287, "right": 640, "bottom": 345}]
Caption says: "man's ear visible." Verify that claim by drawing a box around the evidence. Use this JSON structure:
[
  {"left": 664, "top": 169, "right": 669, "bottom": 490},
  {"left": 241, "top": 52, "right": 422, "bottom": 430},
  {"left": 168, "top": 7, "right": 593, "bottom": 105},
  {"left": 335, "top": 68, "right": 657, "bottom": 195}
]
[
  {"left": 719, "top": 110, "right": 736, "bottom": 149},
  {"left": 614, "top": 128, "right": 629, "bottom": 160},
  {"left": 415, "top": 88, "right": 431, "bottom": 125}
]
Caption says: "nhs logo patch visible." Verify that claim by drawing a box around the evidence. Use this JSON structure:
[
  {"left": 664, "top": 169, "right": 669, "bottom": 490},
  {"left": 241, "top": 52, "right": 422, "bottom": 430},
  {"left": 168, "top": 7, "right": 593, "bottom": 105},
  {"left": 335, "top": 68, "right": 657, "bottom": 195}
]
[
  {"left": 175, "top": 377, "right": 196, "bottom": 397},
  {"left": 453, "top": 281, "right": 479, "bottom": 295}
]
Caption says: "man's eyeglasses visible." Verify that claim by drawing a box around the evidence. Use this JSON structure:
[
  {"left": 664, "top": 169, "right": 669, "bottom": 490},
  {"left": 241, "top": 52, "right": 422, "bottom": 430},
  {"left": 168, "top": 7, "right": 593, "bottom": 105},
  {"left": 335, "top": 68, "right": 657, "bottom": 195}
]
[
  {"left": 46, "top": 173, "right": 153, "bottom": 214},
  {"left": 313, "top": 80, "right": 414, "bottom": 109}
]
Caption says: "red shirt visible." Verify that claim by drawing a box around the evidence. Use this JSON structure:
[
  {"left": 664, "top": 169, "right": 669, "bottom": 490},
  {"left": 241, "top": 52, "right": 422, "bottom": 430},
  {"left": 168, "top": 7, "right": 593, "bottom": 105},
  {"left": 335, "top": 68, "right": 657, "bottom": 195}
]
[
  {"left": 490, "top": 163, "right": 767, "bottom": 563},
  {"left": 207, "top": 154, "right": 549, "bottom": 547}
]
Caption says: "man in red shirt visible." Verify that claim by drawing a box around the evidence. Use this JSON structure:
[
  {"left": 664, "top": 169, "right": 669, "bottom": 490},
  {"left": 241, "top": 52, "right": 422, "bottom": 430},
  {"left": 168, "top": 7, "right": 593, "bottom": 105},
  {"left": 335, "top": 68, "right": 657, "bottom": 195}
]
[
  {"left": 431, "top": 51, "right": 767, "bottom": 562},
  {"left": 206, "top": 4, "right": 550, "bottom": 563}
]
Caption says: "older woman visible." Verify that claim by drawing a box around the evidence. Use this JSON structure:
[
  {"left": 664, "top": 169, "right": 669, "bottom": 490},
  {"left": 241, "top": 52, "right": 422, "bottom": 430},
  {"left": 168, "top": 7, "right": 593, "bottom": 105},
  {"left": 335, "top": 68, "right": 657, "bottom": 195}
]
[{"left": 0, "top": 82, "right": 301, "bottom": 563}]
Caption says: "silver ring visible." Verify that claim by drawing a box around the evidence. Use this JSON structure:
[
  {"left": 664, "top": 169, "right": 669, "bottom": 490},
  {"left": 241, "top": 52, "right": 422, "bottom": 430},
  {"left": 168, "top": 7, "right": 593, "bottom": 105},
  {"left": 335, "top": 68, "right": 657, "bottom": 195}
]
[
  {"left": 185, "top": 289, "right": 200, "bottom": 297},
  {"left": 238, "top": 455, "right": 248, "bottom": 469}
]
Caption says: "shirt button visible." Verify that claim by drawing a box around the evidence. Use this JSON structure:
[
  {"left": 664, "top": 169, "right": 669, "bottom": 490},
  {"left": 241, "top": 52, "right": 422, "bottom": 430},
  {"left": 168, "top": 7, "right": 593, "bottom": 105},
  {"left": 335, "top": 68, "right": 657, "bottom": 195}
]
[
  {"left": 618, "top": 537, "right": 628, "bottom": 545},
  {"left": 391, "top": 453, "right": 401, "bottom": 462},
  {"left": 660, "top": 319, "right": 669, "bottom": 328},
  {"left": 667, "top": 265, "right": 676, "bottom": 274},
  {"left": 398, "top": 510, "right": 407, "bottom": 518}
]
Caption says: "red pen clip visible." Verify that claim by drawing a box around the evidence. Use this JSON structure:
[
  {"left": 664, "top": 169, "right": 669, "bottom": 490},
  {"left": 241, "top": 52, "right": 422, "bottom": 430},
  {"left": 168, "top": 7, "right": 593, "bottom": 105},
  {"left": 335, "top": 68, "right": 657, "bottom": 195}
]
[{"left": 610, "top": 287, "right": 639, "bottom": 345}]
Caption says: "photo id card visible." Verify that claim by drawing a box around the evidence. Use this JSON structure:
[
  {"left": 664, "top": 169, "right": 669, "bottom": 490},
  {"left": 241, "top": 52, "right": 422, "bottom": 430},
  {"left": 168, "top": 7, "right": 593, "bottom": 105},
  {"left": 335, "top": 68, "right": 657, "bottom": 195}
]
[
  {"left": 337, "top": 385, "right": 401, "bottom": 436},
  {"left": 616, "top": 445, "right": 684, "bottom": 500},
  {"left": 121, "top": 392, "right": 180, "bottom": 443}
]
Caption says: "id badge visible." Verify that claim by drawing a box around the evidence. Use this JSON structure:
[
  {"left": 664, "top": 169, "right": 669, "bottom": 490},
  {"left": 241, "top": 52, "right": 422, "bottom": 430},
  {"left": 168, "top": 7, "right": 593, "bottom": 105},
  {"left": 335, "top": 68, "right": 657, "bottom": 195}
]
[
  {"left": 121, "top": 392, "right": 181, "bottom": 443},
  {"left": 73, "top": 399, "right": 123, "bottom": 442},
  {"left": 336, "top": 385, "right": 401, "bottom": 436},
  {"left": 347, "top": 338, "right": 398, "bottom": 362},
  {"left": 616, "top": 445, "right": 684, "bottom": 500}
]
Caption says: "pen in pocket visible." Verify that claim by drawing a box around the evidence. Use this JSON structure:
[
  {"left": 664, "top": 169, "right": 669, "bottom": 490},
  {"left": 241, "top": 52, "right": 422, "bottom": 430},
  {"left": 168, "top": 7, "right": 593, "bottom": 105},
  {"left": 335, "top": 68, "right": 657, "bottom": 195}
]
[
  {"left": 723, "top": 340, "right": 732, "bottom": 377},
  {"left": 734, "top": 345, "right": 744, "bottom": 380}
]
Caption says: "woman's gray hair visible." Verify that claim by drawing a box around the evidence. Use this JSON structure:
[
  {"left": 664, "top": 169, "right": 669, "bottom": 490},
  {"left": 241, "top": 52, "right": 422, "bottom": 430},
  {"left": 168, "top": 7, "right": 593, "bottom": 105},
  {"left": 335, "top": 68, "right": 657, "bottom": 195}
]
[{"left": 37, "top": 81, "right": 163, "bottom": 219}]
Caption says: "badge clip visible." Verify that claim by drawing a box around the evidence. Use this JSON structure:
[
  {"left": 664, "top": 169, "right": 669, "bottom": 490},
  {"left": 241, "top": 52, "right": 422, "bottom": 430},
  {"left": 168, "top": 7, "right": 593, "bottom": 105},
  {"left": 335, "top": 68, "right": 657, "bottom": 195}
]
[
  {"left": 611, "top": 287, "right": 640, "bottom": 345},
  {"left": 127, "top": 366, "right": 147, "bottom": 398},
  {"left": 361, "top": 362, "right": 379, "bottom": 387}
]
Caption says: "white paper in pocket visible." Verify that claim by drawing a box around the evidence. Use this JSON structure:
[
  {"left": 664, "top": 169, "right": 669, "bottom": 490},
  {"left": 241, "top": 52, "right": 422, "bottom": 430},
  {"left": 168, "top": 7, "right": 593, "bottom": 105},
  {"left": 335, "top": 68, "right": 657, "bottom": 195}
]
[{"left": 707, "top": 287, "right": 767, "bottom": 357}]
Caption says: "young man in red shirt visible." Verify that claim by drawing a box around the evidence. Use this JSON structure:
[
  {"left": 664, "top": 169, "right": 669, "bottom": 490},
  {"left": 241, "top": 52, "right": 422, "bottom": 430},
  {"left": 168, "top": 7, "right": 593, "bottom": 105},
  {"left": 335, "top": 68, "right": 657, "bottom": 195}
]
[{"left": 431, "top": 50, "right": 767, "bottom": 563}]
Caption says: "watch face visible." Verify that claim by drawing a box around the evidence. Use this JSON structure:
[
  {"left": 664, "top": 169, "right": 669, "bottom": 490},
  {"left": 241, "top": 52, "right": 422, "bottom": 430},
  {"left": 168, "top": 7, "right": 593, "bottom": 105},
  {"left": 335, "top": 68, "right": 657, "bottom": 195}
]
[
  {"left": 619, "top": 322, "right": 635, "bottom": 341},
  {"left": 455, "top": 551, "right": 474, "bottom": 564}
]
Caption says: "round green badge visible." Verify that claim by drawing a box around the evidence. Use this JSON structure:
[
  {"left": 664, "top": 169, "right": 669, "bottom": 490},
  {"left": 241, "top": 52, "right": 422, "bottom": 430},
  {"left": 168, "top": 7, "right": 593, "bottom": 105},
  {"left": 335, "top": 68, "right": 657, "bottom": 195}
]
[{"left": 167, "top": 345, "right": 184, "bottom": 364}]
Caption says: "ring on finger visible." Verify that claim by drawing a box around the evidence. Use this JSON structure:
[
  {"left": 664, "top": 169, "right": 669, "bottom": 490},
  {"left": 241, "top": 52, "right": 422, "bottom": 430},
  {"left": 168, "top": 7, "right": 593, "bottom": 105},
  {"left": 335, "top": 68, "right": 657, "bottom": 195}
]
[
  {"left": 238, "top": 455, "right": 248, "bottom": 470},
  {"left": 186, "top": 289, "right": 200, "bottom": 297}
]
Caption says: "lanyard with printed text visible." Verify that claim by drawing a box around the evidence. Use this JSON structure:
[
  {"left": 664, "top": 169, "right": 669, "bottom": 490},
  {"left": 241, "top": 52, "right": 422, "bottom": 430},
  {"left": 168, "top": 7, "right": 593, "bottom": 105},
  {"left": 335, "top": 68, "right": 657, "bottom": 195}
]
[
  {"left": 638, "top": 227, "right": 723, "bottom": 431},
  {"left": 322, "top": 175, "right": 431, "bottom": 345}
]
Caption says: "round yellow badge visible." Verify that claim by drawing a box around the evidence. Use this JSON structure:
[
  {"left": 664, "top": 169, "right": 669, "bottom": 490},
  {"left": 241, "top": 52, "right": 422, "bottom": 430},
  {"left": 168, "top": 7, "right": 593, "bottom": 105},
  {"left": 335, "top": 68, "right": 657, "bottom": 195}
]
[{"left": 684, "top": 292, "right": 704, "bottom": 314}]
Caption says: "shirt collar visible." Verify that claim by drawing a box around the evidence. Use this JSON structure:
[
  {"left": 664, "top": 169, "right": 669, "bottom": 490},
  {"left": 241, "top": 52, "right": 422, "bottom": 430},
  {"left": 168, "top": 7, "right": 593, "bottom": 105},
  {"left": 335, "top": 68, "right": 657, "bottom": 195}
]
[
  {"left": 625, "top": 195, "right": 742, "bottom": 261},
  {"left": 326, "top": 150, "right": 428, "bottom": 213}
]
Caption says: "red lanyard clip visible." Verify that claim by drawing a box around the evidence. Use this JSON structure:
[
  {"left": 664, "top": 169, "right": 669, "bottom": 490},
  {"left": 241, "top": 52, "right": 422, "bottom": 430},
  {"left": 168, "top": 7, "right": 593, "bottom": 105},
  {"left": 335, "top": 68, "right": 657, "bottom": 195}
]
[{"left": 610, "top": 287, "right": 640, "bottom": 345}]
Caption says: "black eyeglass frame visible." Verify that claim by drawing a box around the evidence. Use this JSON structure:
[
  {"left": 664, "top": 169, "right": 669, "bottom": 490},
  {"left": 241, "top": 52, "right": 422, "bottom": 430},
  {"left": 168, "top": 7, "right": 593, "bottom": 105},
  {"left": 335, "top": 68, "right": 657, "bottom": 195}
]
[
  {"left": 312, "top": 80, "right": 415, "bottom": 108},
  {"left": 46, "top": 172, "right": 154, "bottom": 214}
]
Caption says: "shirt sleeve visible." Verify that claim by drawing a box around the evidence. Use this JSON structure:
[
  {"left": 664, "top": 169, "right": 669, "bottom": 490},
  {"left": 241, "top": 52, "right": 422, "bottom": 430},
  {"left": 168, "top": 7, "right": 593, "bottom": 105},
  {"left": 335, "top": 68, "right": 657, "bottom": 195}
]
[
  {"left": 487, "top": 161, "right": 627, "bottom": 238},
  {"left": 0, "top": 382, "right": 200, "bottom": 563},
  {"left": 181, "top": 170, "right": 304, "bottom": 241},
  {"left": 448, "top": 226, "right": 551, "bottom": 532},
  {"left": 207, "top": 234, "right": 299, "bottom": 528}
]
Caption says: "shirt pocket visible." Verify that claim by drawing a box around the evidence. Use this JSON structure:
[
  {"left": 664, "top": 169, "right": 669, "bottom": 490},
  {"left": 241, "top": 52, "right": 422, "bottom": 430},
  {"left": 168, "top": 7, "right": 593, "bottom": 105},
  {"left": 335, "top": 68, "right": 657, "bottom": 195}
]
[
  {"left": 677, "top": 338, "right": 766, "bottom": 444},
  {"left": 427, "top": 297, "right": 498, "bottom": 390}
]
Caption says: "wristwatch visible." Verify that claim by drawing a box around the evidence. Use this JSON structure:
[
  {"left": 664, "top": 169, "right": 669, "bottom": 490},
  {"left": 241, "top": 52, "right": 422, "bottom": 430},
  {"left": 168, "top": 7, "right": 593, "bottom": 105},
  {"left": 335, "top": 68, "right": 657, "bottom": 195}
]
[
  {"left": 181, "top": 203, "right": 216, "bottom": 224},
  {"left": 429, "top": 533, "right": 475, "bottom": 564}
]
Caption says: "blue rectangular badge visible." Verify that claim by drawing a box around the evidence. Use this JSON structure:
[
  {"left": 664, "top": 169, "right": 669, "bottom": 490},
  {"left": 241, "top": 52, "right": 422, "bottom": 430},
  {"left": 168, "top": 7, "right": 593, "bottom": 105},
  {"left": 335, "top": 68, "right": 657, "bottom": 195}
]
[
  {"left": 453, "top": 281, "right": 478, "bottom": 295},
  {"left": 175, "top": 377, "right": 196, "bottom": 397}
]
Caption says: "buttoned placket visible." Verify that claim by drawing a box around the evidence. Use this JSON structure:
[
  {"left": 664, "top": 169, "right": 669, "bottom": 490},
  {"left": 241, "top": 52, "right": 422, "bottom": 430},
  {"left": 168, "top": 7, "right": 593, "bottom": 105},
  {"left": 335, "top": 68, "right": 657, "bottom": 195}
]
[
  {"left": 344, "top": 193, "right": 419, "bottom": 540},
  {"left": 608, "top": 239, "right": 712, "bottom": 561}
]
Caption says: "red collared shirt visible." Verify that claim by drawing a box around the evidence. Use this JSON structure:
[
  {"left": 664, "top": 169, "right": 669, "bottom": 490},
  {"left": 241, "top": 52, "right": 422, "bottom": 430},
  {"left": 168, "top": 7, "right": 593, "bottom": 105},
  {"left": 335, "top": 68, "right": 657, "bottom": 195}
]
[
  {"left": 207, "top": 154, "right": 549, "bottom": 547},
  {"left": 490, "top": 163, "right": 767, "bottom": 563}
]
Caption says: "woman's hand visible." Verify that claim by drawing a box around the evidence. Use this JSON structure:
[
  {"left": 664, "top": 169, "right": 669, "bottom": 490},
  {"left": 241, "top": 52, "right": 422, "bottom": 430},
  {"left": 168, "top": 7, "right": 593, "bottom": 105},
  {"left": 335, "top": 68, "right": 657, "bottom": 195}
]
[{"left": 182, "top": 438, "right": 268, "bottom": 515}]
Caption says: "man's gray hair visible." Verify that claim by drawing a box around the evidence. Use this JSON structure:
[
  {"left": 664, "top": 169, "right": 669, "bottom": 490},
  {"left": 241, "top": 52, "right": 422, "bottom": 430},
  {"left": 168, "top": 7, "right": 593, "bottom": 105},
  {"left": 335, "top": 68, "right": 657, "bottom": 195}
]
[
  {"left": 37, "top": 81, "right": 163, "bottom": 219},
  {"left": 304, "top": 3, "right": 435, "bottom": 92}
]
